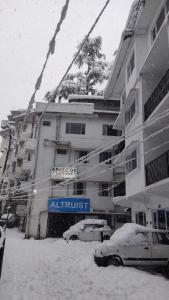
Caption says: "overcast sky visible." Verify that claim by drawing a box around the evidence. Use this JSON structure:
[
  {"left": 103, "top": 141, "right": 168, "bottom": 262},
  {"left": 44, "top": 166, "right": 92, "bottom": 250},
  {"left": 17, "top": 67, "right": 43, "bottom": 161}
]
[{"left": 0, "top": 0, "right": 134, "bottom": 125}]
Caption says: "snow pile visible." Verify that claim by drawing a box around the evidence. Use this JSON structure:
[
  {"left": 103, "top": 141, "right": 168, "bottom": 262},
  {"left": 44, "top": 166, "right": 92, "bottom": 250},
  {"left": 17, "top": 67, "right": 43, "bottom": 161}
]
[
  {"left": 110, "top": 223, "right": 152, "bottom": 246},
  {"left": 1, "top": 229, "right": 169, "bottom": 300}
]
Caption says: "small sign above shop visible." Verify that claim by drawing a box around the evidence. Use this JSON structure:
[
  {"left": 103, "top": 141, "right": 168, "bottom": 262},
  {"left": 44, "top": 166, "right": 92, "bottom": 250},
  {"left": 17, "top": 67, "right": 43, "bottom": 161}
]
[{"left": 51, "top": 167, "right": 77, "bottom": 181}]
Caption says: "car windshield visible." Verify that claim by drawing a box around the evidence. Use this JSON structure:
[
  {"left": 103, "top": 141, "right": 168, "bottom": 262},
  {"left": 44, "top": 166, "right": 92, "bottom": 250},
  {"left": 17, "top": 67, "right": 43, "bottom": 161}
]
[
  {"left": 153, "top": 232, "right": 169, "bottom": 245},
  {"left": 84, "top": 224, "right": 104, "bottom": 229}
]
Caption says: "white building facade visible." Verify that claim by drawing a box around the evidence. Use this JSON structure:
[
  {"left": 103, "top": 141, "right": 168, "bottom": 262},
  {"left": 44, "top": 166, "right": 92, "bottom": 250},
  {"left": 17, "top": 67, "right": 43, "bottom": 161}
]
[
  {"left": 0, "top": 97, "right": 129, "bottom": 238},
  {"left": 105, "top": 0, "right": 169, "bottom": 230}
]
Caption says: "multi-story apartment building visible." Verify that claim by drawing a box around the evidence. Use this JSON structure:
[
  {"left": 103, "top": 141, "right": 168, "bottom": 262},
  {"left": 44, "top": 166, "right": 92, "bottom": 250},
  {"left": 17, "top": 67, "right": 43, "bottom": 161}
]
[
  {"left": 0, "top": 96, "right": 129, "bottom": 238},
  {"left": 104, "top": 0, "right": 169, "bottom": 230},
  {"left": 0, "top": 110, "right": 33, "bottom": 217}
]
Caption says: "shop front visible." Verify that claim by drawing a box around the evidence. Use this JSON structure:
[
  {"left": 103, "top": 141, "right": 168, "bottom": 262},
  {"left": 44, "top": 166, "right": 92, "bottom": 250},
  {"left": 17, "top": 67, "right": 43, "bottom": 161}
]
[{"left": 47, "top": 197, "right": 112, "bottom": 237}]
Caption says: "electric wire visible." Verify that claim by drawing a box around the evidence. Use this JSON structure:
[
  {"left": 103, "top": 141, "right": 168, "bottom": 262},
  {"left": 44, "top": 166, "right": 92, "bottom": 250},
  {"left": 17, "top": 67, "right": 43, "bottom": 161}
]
[{"left": 2, "top": 106, "right": 169, "bottom": 195}]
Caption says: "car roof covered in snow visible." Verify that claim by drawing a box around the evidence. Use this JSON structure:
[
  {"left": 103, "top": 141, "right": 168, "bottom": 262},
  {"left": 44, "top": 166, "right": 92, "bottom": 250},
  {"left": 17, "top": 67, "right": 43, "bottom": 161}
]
[
  {"left": 77, "top": 219, "right": 107, "bottom": 225},
  {"left": 110, "top": 223, "right": 169, "bottom": 246}
]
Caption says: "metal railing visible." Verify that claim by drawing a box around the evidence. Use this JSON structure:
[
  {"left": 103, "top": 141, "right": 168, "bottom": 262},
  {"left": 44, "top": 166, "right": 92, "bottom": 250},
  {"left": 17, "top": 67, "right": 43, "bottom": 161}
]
[
  {"left": 144, "top": 68, "right": 169, "bottom": 120},
  {"left": 145, "top": 150, "right": 169, "bottom": 186}
]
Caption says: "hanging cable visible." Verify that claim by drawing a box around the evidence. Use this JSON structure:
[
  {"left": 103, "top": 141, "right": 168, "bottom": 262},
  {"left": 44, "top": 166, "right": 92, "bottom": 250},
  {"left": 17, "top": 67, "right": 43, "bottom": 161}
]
[{"left": 23, "top": 0, "right": 70, "bottom": 127}]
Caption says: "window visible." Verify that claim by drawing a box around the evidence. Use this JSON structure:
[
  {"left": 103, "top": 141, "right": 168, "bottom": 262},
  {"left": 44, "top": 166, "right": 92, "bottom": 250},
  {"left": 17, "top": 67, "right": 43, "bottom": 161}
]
[
  {"left": 99, "top": 152, "right": 112, "bottom": 164},
  {"left": 166, "top": 0, "right": 169, "bottom": 13},
  {"left": 57, "top": 149, "right": 67, "bottom": 155},
  {"left": 73, "top": 182, "right": 86, "bottom": 195},
  {"left": 77, "top": 151, "right": 88, "bottom": 163},
  {"left": 126, "top": 149, "right": 137, "bottom": 174},
  {"left": 28, "top": 153, "right": 32, "bottom": 161},
  {"left": 153, "top": 232, "right": 169, "bottom": 245},
  {"left": 98, "top": 183, "right": 111, "bottom": 197},
  {"left": 151, "top": 5, "right": 165, "bottom": 43},
  {"left": 103, "top": 124, "right": 121, "bottom": 136},
  {"left": 66, "top": 122, "right": 85, "bottom": 135},
  {"left": 43, "top": 120, "right": 51, "bottom": 126},
  {"left": 17, "top": 159, "right": 23, "bottom": 167},
  {"left": 153, "top": 210, "right": 169, "bottom": 230},
  {"left": 156, "top": 7, "right": 165, "bottom": 32},
  {"left": 127, "top": 51, "right": 135, "bottom": 81},
  {"left": 125, "top": 101, "right": 136, "bottom": 126},
  {"left": 136, "top": 212, "right": 146, "bottom": 226}
]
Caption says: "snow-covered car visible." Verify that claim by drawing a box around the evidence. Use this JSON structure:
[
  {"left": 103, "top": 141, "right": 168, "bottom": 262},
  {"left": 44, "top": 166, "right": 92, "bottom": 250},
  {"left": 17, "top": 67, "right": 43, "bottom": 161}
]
[
  {"left": 0, "top": 213, "right": 18, "bottom": 228},
  {"left": 94, "top": 223, "right": 169, "bottom": 270},
  {"left": 63, "top": 219, "right": 112, "bottom": 242}
]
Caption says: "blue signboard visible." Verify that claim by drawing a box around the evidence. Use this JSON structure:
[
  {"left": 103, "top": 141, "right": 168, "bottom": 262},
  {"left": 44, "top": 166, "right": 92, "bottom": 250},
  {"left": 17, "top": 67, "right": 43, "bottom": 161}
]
[{"left": 48, "top": 198, "right": 90, "bottom": 213}]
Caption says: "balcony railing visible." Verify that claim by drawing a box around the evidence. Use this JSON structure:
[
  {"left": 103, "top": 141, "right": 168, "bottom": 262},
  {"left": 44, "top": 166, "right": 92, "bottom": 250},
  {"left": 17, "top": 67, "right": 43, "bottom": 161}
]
[
  {"left": 145, "top": 150, "right": 169, "bottom": 186},
  {"left": 144, "top": 68, "right": 169, "bottom": 121},
  {"left": 114, "top": 181, "right": 126, "bottom": 197}
]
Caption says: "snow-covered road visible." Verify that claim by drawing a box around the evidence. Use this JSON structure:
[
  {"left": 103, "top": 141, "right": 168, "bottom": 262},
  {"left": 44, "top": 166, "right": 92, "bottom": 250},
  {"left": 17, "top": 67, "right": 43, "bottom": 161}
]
[{"left": 0, "top": 229, "right": 169, "bottom": 300}]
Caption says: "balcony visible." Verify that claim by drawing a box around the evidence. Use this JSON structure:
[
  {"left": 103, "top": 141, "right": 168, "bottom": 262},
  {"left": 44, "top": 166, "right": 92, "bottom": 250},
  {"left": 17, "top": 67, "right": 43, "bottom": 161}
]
[
  {"left": 144, "top": 67, "right": 169, "bottom": 121},
  {"left": 24, "top": 139, "right": 36, "bottom": 152},
  {"left": 114, "top": 181, "right": 126, "bottom": 197},
  {"left": 145, "top": 150, "right": 169, "bottom": 186}
]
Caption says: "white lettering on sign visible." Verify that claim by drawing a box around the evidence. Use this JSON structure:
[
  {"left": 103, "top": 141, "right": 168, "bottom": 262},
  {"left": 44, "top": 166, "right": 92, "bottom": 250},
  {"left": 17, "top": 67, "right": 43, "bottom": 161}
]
[
  {"left": 49, "top": 201, "right": 89, "bottom": 210},
  {"left": 51, "top": 167, "right": 77, "bottom": 180}
]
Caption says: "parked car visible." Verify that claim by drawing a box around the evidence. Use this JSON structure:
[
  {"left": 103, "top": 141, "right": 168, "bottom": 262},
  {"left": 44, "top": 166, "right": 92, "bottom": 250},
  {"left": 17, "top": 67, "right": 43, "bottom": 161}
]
[
  {"left": 0, "top": 213, "right": 18, "bottom": 228},
  {"left": 94, "top": 223, "right": 169, "bottom": 271},
  {"left": 63, "top": 219, "right": 112, "bottom": 242}
]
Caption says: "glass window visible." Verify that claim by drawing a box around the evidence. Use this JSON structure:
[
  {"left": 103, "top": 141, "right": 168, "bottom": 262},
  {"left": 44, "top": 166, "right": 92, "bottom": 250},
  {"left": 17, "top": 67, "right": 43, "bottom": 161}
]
[
  {"left": 151, "top": 26, "right": 156, "bottom": 42},
  {"left": 73, "top": 182, "right": 86, "bottom": 195},
  {"left": 103, "top": 124, "right": 121, "bottom": 136},
  {"left": 98, "top": 183, "right": 111, "bottom": 197},
  {"left": 154, "top": 232, "right": 169, "bottom": 245},
  {"left": 78, "top": 151, "right": 88, "bottom": 163},
  {"left": 99, "top": 152, "right": 112, "bottom": 164},
  {"left": 127, "top": 51, "right": 135, "bottom": 81},
  {"left": 57, "top": 149, "right": 67, "bottom": 155},
  {"left": 157, "top": 210, "right": 166, "bottom": 229},
  {"left": 166, "top": 211, "right": 169, "bottom": 230},
  {"left": 43, "top": 121, "right": 51, "bottom": 126},
  {"left": 156, "top": 7, "right": 165, "bottom": 33},
  {"left": 135, "top": 211, "right": 146, "bottom": 226},
  {"left": 66, "top": 123, "right": 85, "bottom": 135},
  {"left": 166, "top": 0, "right": 169, "bottom": 13},
  {"left": 126, "top": 149, "right": 137, "bottom": 174},
  {"left": 125, "top": 101, "right": 136, "bottom": 126}
]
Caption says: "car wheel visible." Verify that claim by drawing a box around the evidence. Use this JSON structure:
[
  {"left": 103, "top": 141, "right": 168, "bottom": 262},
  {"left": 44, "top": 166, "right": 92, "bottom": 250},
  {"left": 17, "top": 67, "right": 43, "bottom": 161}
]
[
  {"left": 107, "top": 256, "right": 121, "bottom": 267},
  {"left": 103, "top": 235, "right": 110, "bottom": 241},
  {"left": 69, "top": 235, "right": 78, "bottom": 240}
]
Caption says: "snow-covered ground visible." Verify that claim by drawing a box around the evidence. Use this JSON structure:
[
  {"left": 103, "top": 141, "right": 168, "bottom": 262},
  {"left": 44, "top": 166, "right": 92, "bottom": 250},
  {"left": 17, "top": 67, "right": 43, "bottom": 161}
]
[{"left": 0, "top": 229, "right": 169, "bottom": 300}]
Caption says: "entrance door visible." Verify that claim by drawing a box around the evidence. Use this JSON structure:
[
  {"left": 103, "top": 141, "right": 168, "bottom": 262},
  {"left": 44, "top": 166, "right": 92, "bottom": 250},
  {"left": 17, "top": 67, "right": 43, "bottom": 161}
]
[{"left": 48, "top": 213, "right": 75, "bottom": 237}]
